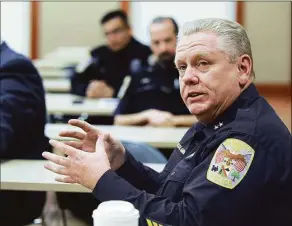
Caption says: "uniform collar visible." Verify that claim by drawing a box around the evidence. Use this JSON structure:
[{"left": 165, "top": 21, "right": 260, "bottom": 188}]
[
  {"left": 203, "top": 83, "right": 259, "bottom": 137},
  {"left": 152, "top": 63, "right": 178, "bottom": 77},
  {"left": 114, "top": 37, "right": 138, "bottom": 54},
  {"left": 0, "top": 41, "right": 7, "bottom": 49}
]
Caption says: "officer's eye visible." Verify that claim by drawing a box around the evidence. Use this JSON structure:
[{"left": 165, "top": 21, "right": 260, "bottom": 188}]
[
  {"left": 153, "top": 40, "right": 160, "bottom": 46},
  {"left": 177, "top": 65, "right": 186, "bottom": 71},
  {"left": 177, "top": 65, "right": 187, "bottom": 76},
  {"left": 197, "top": 60, "right": 210, "bottom": 71},
  {"left": 164, "top": 38, "right": 173, "bottom": 43}
]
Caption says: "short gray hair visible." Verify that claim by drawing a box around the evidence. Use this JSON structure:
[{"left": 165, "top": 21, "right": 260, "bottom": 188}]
[{"left": 178, "top": 18, "right": 254, "bottom": 77}]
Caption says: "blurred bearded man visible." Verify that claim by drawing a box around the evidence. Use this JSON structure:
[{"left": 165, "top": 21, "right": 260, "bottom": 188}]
[{"left": 114, "top": 17, "right": 197, "bottom": 127}]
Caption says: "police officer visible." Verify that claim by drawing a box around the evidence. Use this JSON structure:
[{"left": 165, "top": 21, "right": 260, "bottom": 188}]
[
  {"left": 0, "top": 41, "right": 48, "bottom": 226},
  {"left": 71, "top": 10, "right": 151, "bottom": 98},
  {"left": 43, "top": 18, "right": 292, "bottom": 226},
  {"left": 114, "top": 17, "right": 197, "bottom": 127}
]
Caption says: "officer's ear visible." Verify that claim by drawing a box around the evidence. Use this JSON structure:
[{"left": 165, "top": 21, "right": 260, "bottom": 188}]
[{"left": 237, "top": 54, "right": 252, "bottom": 87}]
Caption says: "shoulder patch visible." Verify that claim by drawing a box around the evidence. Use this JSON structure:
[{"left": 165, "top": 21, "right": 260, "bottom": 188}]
[
  {"left": 146, "top": 217, "right": 170, "bottom": 226},
  {"left": 207, "top": 138, "right": 255, "bottom": 189}
]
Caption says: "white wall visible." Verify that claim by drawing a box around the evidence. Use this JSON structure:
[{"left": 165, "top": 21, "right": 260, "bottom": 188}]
[
  {"left": 245, "top": 2, "right": 291, "bottom": 83},
  {"left": 40, "top": 2, "right": 119, "bottom": 57},
  {"left": 0, "top": 2, "right": 31, "bottom": 57},
  {"left": 130, "top": 2, "right": 236, "bottom": 45}
]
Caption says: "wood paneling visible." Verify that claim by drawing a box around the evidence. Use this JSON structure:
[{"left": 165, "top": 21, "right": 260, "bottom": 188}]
[
  {"left": 120, "top": 1, "right": 129, "bottom": 14},
  {"left": 256, "top": 84, "right": 291, "bottom": 98},
  {"left": 31, "top": 1, "right": 40, "bottom": 59},
  {"left": 236, "top": 1, "right": 245, "bottom": 25}
]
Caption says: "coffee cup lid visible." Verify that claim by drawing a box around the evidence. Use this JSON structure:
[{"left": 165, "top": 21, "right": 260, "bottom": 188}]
[{"left": 92, "top": 200, "right": 139, "bottom": 221}]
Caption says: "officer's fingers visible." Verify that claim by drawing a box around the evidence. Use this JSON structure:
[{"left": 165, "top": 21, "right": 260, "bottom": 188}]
[
  {"left": 86, "top": 90, "right": 93, "bottom": 98},
  {"left": 63, "top": 141, "right": 82, "bottom": 150},
  {"left": 55, "top": 176, "right": 77, "bottom": 184},
  {"left": 68, "top": 119, "right": 95, "bottom": 133},
  {"left": 96, "top": 136, "right": 106, "bottom": 152},
  {"left": 44, "top": 163, "right": 70, "bottom": 176},
  {"left": 87, "top": 83, "right": 94, "bottom": 91},
  {"left": 59, "top": 130, "right": 85, "bottom": 140},
  {"left": 42, "top": 152, "right": 70, "bottom": 167},
  {"left": 87, "top": 90, "right": 96, "bottom": 97},
  {"left": 106, "top": 86, "right": 114, "bottom": 96},
  {"left": 89, "top": 80, "right": 98, "bottom": 87},
  {"left": 96, "top": 80, "right": 106, "bottom": 86},
  {"left": 49, "top": 140, "right": 79, "bottom": 158}
]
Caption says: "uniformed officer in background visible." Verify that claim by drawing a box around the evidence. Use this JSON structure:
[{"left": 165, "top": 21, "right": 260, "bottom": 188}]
[
  {"left": 43, "top": 18, "right": 292, "bottom": 226},
  {"left": 56, "top": 12, "right": 152, "bottom": 223},
  {"left": 114, "top": 17, "right": 197, "bottom": 127},
  {"left": 70, "top": 10, "right": 151, "bottom": 98},
  {"left": 0, "top": 41, "right": 48, "bottom": 226}
]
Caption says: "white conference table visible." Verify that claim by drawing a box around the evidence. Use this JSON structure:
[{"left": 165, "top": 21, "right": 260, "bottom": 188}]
[
  {"left": 39, "top": 69, "right": 69, "bottom": 79},
  {"left": 34, "top": 47, "right": 90, "bottom": 70},
  {"left": 0, "top": 160, "right": 165, "bottom": 193},
  {"left": 34, "top": 59, "right": 73, "bottom": 70},
  {"left": 43, "top": 79, "right": 70, "bottom": 93},
  {"left": 45, "top": 123, "right": 188, "bottom": 149},
  {"left": 43, "top": 46, "right": 90, "bottom": 62},
  {"left": 46, "top": 93, "right": 119, "bottom": 116}
]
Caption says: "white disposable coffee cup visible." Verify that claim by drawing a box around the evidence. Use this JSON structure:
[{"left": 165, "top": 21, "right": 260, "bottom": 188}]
[{"left": 92, "top": 200, "right": 140, "bottom": 226}]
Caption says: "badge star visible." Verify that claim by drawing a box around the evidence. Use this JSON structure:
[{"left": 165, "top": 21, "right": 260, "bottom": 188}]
[
  {"left": 214, "top": 125, "right": 219, "bottom": 130},
  {"left": 219, "top": 122, "right": 223, "bottom": 127}
]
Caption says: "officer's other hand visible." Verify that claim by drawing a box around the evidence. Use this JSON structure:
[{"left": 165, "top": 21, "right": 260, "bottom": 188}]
[
  {"left": 86, "top": 80, "right": 114, "bottom": 98},
  {"left": 43, "top": 136, "right": 111, "bottom": 190},
  {"left": 142, "top": 109, "right": 175, "bottom": 127},
  {"left": 58, "top": 119, "right": 126, "bottom": 170}
]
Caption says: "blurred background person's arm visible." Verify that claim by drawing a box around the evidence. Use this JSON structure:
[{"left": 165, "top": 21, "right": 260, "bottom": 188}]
[
  {"left": 86, "top": 80, "right": 114, "bottom": 98},
  {"left": 0, "top": 42, "right": 48, "bottom": 158},
  {"left": 0, "top": 41, "right": 47, "bottom": 226}
]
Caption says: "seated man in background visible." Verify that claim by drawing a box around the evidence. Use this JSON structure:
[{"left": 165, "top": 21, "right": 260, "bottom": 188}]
[
  {"left": 0, "top": 41, "right": 48, "bottom": 226},
  {"left": 114, "top": 17, "right": 197, "bottom": 127},
  {"left": 71, "top": 10, "right": 151, "bottom": 98}
]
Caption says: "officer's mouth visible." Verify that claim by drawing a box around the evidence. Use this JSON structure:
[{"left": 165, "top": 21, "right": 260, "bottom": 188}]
[{"left": 187, "top": 92, "right": 206, "bottom": 102}]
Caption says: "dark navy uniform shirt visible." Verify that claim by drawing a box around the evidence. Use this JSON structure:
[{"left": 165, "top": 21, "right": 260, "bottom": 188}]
[
  {"left": 0, "top": 42, "right": 48, "bottom": 159},
  {"left": 70, "top": 38, "right": 151, "bottom": 97},
  {"left": 114, "top": 65, "right": 190, "bottom": 115},
  {"left": 93, "top": 84, "right": 292, "bottom": 226},
  {"left": 0, "top": 42, "right": 47, "bottom": 225}
]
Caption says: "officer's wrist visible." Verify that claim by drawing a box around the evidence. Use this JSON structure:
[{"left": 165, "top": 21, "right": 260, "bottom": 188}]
[
  {"left": 135, "top": 112, "right": 148, "bottom": 124},
  {"left": 171, "top": 116, "right": 179, "bottom": 127}
]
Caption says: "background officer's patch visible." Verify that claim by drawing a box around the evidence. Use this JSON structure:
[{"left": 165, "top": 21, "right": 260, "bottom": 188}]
[{"left": 207, "top": 138, "right": 255, "bottom": 189}]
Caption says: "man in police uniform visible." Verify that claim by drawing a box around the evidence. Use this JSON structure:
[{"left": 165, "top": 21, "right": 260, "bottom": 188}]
[
  {"left": 114, "top": 17, "right": 197, "bottom": 127},
  {"left": 0, "top": 41, "right": 47, "bottom": 225},
  {"left": 43, "top": 18, "right": 292, "bottom": 226},
  {"left": 71, "top": 10, "right": 151, "bottom": 98}
]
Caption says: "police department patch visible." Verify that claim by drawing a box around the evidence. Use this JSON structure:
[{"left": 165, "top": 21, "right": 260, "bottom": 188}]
[
  {"left": 207, "top": 138, "right": 255, "bottom": 189},
  {"left": 177, "top": 142, "right": 185, "bottom": 154}
]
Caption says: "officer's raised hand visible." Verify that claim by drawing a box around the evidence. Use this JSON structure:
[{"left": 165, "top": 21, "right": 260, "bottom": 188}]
[
  {"left": 42, "top": 136, "right": 112, "bottom": 190},
  {"left": 50, "top": 119, "right": 126, "bottom": 170}
]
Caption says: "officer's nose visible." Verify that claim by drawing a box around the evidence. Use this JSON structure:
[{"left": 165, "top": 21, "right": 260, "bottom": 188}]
[
  {"left": 182, "top": 67, "right": 199, "bottom": 86},
  {"left": 159, "top": 43, "right": 167, "bottom": 53}
]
